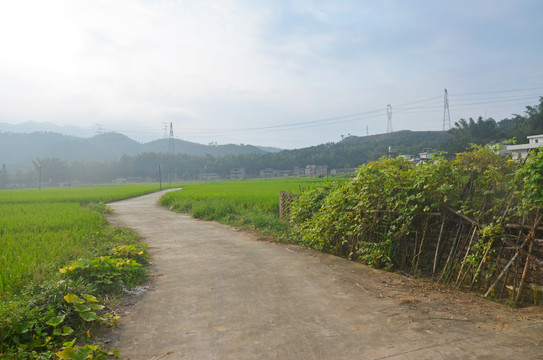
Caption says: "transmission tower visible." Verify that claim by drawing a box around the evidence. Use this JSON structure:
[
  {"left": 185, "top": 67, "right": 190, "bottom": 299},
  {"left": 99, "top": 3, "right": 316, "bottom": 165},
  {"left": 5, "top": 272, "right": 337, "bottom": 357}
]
[
  {"left": 443, "top": 88, "right": 451, "bottom": 131},
  {"left": 168, "top": 122, "right": 174, "bottom": 154},
  {"left": 386, "top": 104, "right": 392, "bottom": 133},
  {"left": 95, "top": 124, "right": 104, "bottom": 135},
  {"left": 168, "top": 122, "right": 175, "bottom": 184}
]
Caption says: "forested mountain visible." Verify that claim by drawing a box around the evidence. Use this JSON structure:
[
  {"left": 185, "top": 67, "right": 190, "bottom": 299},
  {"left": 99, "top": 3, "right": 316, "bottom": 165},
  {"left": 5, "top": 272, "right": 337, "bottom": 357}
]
[
  {"left": 442, "top": 97, "right": 543, "bottom": 154},
  {"left": 0, "top": 130, "right": 449, "bottom": 186},
  {"left": 0, "top": 131, "right": 267, "bottom": 170},
  {"left": 143, "top": 139, "right": 266, "bottom": 156},
  {"left": 1, "top": 98, "right": 541, "bottom": 188}
]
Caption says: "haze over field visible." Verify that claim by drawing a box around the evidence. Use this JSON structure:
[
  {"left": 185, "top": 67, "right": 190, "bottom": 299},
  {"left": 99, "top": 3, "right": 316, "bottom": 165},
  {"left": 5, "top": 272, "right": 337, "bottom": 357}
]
[{"left": 0, "top": 0, "right": 542, "bottom": 148}]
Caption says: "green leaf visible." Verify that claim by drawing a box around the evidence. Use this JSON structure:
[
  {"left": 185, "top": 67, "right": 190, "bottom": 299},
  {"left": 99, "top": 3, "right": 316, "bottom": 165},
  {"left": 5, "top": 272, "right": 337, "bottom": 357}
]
[
  {"left": 83, "top": 294, "right": 99, "bottom": 303},
  {"left": 63, "top": 338, "right": 77, "bottom": 348},
  {"left": 46, "top": 315, "right": 65, "bottom": 327},
  {"left": 79, "top": 311, "right": 99, "bottom": 322},
  {"left": 87, "top": 303, "right": 105, "bottom": 311},
  {"left": 64, "top": 293, "right": 83, "bottom": 304},
  {"left": 73, "top": 347, "right": 94, "bottom": 360},
  {"left": 82, "top": 344, "right": 99, "bottom": 351},
  {"left": 62, "top": 326, "right": 74, "bottom": 336},
  {"left": 73, "top": 303, "right": 91, "bottom": 312},
  {"left": 56, "top": 348, "right": 78, "bottom": 359}
]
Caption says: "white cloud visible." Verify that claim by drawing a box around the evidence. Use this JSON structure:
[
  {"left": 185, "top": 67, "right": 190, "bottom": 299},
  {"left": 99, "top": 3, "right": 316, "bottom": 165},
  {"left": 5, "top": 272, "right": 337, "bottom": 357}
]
[{"left": 0, "top": 0, "right": 542, "bottom": 148}]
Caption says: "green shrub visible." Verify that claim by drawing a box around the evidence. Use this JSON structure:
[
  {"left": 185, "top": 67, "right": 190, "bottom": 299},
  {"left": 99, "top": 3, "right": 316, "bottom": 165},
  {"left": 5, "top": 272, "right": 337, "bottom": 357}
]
[
  {"left": 288, "top": 145, "right": 536, "bottom": 277},
  {"left": 59, "top": 257, "right": 145, "bottom": 294}
]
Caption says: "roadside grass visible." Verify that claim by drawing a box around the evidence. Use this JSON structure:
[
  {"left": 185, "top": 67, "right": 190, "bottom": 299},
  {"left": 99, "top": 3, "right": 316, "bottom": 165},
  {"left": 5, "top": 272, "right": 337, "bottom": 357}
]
[
  {"left": 0, "top": 184, "right": 171, "bottom": 359},
  {"left": 0, "top": 184, "right": 174, "bottom": 295},
  {"left": 159, "top": 178, "right": 342, "bottom": 240},
  {"left": 0, "top": 183, "right": 169, "bottom": 204}
]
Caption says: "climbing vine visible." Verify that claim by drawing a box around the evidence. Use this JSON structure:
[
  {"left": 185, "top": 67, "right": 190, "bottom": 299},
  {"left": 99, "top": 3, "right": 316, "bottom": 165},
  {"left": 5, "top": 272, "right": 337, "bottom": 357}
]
[{"left": 289, "top": 144, "right": 543, "bottom": 304}]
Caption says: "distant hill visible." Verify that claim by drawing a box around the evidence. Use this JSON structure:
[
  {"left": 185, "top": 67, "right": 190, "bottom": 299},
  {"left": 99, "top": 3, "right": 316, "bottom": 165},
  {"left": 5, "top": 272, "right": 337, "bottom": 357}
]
[
  {"left": 143, "top": 139, "right": 266, "bottom": 157},
  {"left": 269, "top": 130, "right": 450, "bottom": 170},
  {"left": 256, "top": 146, "right": 283, "bottom": 153},
  {"left": 185, "top": 130, "right": 451, "bottom": 179},
  {"left": 0, "top": 121, "right": 95, "bottom": 138},
  {"left": 338, "top": 130, "right": 450, "bottom": 159},
  {"left": 0, "top": 129, "right": 452, "bottom": 183},
  {"left": 0, "top": 131, "right": 267, "bottom": 170}
]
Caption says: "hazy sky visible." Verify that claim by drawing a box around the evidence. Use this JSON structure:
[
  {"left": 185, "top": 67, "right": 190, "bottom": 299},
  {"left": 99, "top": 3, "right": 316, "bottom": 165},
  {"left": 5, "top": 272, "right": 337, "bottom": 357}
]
[{"left": 1, "top": 0, "right": 542, "bottom": 148}]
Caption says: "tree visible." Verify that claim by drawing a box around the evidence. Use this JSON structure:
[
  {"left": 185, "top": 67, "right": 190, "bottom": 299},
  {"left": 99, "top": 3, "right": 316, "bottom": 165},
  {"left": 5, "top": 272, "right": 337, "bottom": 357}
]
[
  {"left": 0, "top": 163, "right": 8, "bottom": 189},
  {"left": 443, "top": 117, "right": 501, "bottom": 155},
  {"left": 443, "top": 98, "right": 543, "bottom": 155},
  {"left": 32, "top": 158, "right": 70, "bottom": 186}
]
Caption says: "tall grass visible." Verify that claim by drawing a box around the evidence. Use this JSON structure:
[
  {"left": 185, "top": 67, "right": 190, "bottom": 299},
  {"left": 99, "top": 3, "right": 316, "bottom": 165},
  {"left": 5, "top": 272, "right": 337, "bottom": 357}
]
[
  {"left": 0, "top": 184, "right": 172, "bottom": 294},
  {"left": 160, "top": 178, "right": 339, "bottom": 238},
  {"left": 0, "top": 183, "right": 167, "bottom": 204}
]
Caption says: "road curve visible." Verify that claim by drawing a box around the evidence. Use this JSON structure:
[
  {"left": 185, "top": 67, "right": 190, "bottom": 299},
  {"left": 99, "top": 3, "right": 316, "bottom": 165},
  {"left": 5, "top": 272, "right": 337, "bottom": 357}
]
[{"left": 106, "top": 190, "right": 543, "bottom": 360}]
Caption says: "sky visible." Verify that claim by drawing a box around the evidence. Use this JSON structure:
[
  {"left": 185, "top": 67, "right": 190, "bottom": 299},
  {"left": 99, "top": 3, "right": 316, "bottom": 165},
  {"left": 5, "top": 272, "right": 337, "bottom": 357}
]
[{"left": 0, "top": 0, "right": 542, "bottom": 149}]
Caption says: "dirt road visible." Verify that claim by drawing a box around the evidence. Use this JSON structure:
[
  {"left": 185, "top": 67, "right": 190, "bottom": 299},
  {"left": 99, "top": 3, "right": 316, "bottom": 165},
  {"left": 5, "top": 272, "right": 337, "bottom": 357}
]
[{"left": 106, "top": 190, "right": 543, "bottom": 359}]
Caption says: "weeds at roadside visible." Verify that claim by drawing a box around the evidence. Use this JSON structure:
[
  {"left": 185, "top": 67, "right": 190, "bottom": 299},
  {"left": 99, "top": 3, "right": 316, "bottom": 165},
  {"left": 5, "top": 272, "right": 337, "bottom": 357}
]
[
  {"left": 0, "top": 185, "right": 159, "bottom": 359},
  {"left": 1, "top": 241, "right": 148, "bottom": 359}
]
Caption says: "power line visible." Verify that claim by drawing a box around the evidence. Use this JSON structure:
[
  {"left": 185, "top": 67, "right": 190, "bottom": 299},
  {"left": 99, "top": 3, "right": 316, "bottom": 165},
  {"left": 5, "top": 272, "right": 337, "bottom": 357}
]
[
  {"left": 11, "top": 86, "right": 536, "bottom": 141},
  {"left": 452, "top": 86, "right": 543, "bottom": 97},
  {"left": 394, "top": 95, "right": 442, "bottom": 109},
  {"left": 178, "top": 112, "right": 386, "bottom": 135},
  {"left": 443, "top": 89, "right": 451, "bottom": 131},
  {"left": 172, "top": 87, "right": 541, "bottom": 136},
  {"left": 67, "top": 86, "right": 539, "bottom": 139},
  {"left": 175, "top": 109, "right": 386, "bottom": 133}
]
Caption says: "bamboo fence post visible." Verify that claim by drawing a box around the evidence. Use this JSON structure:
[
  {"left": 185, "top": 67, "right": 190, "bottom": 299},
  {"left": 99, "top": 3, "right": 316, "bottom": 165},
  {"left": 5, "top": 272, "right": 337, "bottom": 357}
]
[
  {"left": 484, "top": 251, "right": 522, "bottom": 298},
  {"left": 515, "top": 223, "right": 538, "bottom": 304},
  {"left": 432, "top": 214, "right": 446, "bottom": 276},
  {"left": 438, "top": 222, "right": 463, "bottom": 283},
  {"left": 498, "top": 265, "right": 511, "bottom": 299},
  {"left": 454, "top": 225, "right": 478, "bottom": 287},
  {"left": 413, "top": 219, "right": 428, "bottom": 274},
  {"left": 469, "top": 239, "right": 494, "bottom": 290},
  {"left": 484, "top": 214, "right": 541, "bottom": 298}
]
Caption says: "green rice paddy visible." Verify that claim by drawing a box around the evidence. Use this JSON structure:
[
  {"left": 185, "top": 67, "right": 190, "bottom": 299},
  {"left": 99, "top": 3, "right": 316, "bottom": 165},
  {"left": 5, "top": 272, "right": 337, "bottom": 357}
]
[
  {"left": 160, "top": 177, "right": 337, "bottom": 237},
  {"left": 0, "top": 184, "right": 167, "bottom": 294}
]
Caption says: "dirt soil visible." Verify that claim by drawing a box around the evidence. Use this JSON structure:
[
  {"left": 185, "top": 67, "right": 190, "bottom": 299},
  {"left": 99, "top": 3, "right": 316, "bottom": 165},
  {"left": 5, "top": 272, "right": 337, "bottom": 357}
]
[{"left": 105, "top": 190, "right": 543, "bottom": 360}]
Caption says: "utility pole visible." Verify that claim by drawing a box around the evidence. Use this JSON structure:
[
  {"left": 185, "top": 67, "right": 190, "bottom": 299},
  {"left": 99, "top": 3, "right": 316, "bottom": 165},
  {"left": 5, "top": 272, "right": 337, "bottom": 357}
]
[
  {"left": 38, "top": 165, "right": 41, "bottom": 190},
  {"left": 366, "top": 125, "right": 369, "bottom": 137},
  {"left": 386, "top": 104, "right": 393, "bottom": 133},
  {"left": 168, "top": 122, "right": 174, "bottom": 184},
  {"left": 443, "top": 88, "right": 451, "bottom": 131},
  {"left": 158, "top": 164, "right": 162, "bottom": 190}
]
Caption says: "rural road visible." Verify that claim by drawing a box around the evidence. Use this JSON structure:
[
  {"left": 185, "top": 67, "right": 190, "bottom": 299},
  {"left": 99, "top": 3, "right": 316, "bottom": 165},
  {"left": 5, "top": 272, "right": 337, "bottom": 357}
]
[{"left": 106, "top": 190, "right": 543, "bottom": 359}]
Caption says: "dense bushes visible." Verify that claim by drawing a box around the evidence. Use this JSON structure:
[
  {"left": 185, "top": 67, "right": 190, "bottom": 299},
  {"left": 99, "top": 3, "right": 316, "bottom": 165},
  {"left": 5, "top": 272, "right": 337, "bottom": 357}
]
[{"left": 289, "top": 145, "right": 543, "bottom": 303}]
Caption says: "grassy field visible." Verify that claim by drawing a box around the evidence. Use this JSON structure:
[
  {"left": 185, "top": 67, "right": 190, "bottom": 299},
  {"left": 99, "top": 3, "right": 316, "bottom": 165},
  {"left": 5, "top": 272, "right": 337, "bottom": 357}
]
[
  {"left": 160, "top": 177, "right": 341, "bottom": 239},
  {"left": 0, "top": 184, "right": 169, "bottom": 294},
  {"left": 0, "top": 183, "right": 168, "bottom": 204}
]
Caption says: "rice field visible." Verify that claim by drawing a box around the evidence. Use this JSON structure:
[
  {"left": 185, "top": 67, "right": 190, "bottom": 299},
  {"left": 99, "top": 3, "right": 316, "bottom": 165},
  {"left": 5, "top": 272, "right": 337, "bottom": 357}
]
[
  {"left": 0, "top": 184, "right": 168, "bottom": 294},
  {"left": 0, "top": 183, "right": 167, "bottom": 204},
  {"left": 160, "top": 177, "right": 340, "bottom": 237}
]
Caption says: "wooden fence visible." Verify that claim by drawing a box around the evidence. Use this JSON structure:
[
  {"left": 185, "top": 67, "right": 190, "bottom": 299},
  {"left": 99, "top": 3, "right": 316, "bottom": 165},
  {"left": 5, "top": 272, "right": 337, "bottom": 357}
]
[{"left": 279, "top": 191, "right": 300, "bottom": 221}]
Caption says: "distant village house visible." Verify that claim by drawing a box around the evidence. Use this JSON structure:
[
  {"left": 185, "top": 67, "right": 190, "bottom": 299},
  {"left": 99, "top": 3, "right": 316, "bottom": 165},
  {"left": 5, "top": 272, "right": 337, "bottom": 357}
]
[
  {"left": 506, "top": 134, "right": 543, "bottom": 160},
  {"left": 330, "top": 168, "right": 357, "bottom": 175},
  {"left": 230, "top": 168, "right": 245, "bottom": 180}
]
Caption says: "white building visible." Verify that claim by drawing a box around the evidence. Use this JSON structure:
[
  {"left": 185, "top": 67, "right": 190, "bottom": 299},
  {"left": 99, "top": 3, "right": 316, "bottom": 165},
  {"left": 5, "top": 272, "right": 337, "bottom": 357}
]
[{"left": 506, "top": 134, "right": 543, "bottom": 159}]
